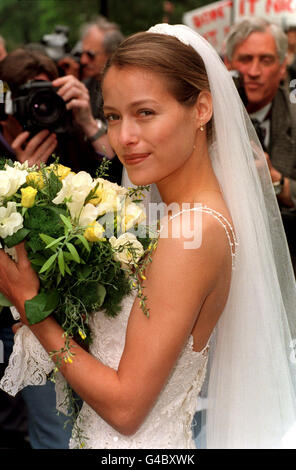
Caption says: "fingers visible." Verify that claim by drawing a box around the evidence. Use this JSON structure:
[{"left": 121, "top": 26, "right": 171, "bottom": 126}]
[
  {"left": 11, "top": 131, "right": 30, "bottom": 157},
  {"left": 53, "top": 76, "right": 89, "bottom": 107},
  {"left": 61, "top": 85, "right": 89, "bottom": 104},
  {"left": 25, "top": 130, "right": 57, "bottom": 155},
  {"left": 53, "top": 75, "right": 88, "bottom": 98},
  {"left": 0, "top": 247, "right": 14, "bottom": 266},
  {"left": 12, "top": 322, "right": 24, "bottom": 334},
  {"left": 29, "top": 132, "right": 57, "bottom": 165},
  {"left": 12, "top": 130, "right": 57, "bottom": 167},
  {"left": 15, "top": 242, "right": 32, "bottom": 269}
]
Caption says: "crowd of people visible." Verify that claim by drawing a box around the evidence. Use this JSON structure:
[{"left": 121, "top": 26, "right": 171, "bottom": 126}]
[
  {"left": 0, "top": 15, "right": 124, "bottom": 449},
  {"left": 0, "top": 14, "right": 296, "bottom": 449}
]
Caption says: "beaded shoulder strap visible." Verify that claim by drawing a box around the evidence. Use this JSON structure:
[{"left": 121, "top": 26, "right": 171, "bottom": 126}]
[{"left": 169, "top": 205, "right": 238, "bottom": 269}]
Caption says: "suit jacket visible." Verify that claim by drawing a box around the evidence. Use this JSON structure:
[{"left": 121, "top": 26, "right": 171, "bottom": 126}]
[
  {"left": 269, "top": 86, "right": 296, "bottom": 182},
  {"left": 268, "top": 86, "right": 296, "bottom": 267}
]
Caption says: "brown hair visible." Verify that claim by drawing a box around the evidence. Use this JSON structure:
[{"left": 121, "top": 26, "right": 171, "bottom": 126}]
[
  {"left": 102, "top": 32, "right": 212, "bottom": 138},
  {"left": 103, "top": 32, "right": 210, "bottom": 108},
  {"left": 0, "top": 48, "right": 58, "bottom": 96}
]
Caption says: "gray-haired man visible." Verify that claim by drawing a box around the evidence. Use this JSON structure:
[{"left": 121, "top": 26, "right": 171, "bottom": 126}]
[{"left": 225, "top": 17, "right": 296, "bottom": 272}]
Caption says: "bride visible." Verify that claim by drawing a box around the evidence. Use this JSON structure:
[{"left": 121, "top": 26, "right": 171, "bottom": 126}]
[{"left": 0, "top": 24, "right": 296, "bottom": 449}]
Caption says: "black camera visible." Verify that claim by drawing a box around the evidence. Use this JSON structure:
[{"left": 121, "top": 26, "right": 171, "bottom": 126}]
[{"left": 12, "top": 81, "right": 72, "bottom": 134}]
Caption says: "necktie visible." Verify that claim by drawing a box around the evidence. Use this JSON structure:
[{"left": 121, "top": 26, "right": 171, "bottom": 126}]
[{"left": 251, "top": 119, "right": 267, "bottom": 152}]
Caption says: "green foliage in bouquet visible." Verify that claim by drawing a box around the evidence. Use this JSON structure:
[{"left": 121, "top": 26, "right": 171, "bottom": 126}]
[{"left": 0, "top": 157, "right": 158, "bottom": 351}]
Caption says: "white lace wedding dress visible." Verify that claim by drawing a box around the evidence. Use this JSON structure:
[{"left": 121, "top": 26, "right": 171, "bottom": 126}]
[{"left": 69, "top": 293, "right": 210, "bottom": 449}]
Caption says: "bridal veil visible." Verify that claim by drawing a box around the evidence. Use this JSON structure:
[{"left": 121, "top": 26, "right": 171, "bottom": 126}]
[{"left": 122, "top": 23, "right": 296, "bottom": 448}]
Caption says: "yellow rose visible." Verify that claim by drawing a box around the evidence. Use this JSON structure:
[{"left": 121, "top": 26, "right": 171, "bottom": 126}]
[
  {"left": 21, "top": 186, "right": 37, "bottom": 208},
  {"left": 26, "top": 171, "right": 44, "bottom": 189},
  {"left": 84, "top": 221, "right": 105, "bottom": 242},
  {"left": 52, "top": 164, "right": 71, "bottom": 180},
  {"left": 89, "top": 182, "right": 121, "bottom": 215}
]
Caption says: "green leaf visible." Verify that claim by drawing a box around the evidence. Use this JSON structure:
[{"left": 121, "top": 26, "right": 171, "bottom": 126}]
[
  {"left": 3, "top": 228, "right": 30, "bottom": 248},
  {"left": 77, "top": 265, "right": 92, "bottom": 280},
  {"left": 59, "top": 214, "right": 72, "bottom": 231},
  {"left": 66, "top": 242, "right": 80, "bottom": 263},
  {"left": 25, "top": 291, "right": 59, "bottom": 325},
  {"left": 0, "top": 292, "right": 12, "bottom": 307},
  {"left": 28, "top": 255, "right": 47, "bottom": 267},
  {"left": 58, "top": 250, "right": 65, "bottom": 276},
  {"left": 44, "top": 235, "right": 65, "bottom": 250},
  {"left": 39, "top": 252, "right": 58, "bottom": 274},
  {"left": 64, "top": 262, "right": 72, "bottom": 275},
  {"left": 97, "top": 284, "right": 106, "bottom": 307},
  {"left": 76, "top": 234, "right": 90, "bottom": 252},
  {"left": 63, "top": 252, "right": 74, "bottom": 261},
  {"left": 39, "top": 233, "right": 56, "bottom": 246},
  {"left": 48, "top": 171, "right": 62, "bottom": 199}
]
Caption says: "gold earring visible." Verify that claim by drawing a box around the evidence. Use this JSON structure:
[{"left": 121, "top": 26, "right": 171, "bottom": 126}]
[{"left": 200, "top": 124, "right": 204, "bottom": 131}]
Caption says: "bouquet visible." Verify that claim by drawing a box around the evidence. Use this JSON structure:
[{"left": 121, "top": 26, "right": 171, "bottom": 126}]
[{"left": 0, "top": 158, "right": 157, "bottom": 429}]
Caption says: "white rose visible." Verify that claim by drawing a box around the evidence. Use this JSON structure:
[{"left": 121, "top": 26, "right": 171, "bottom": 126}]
[
  {"left": 0, "top": 202, "right": 23, "bottom": 238},
  {"left": 90, "top": 178, "right": 126, "bottom": 217},
  {"left": 96, "top": 188, "right": 122, "bottom": 217},
  {"left": 79, "top": 203, "right": 100, "bottom": 227},
  {"left": 109, "top": 232, "right": 144, "bottom": 268},
  {"left": 13, "top": 160, "right": 30, "bottom": 170},
  {"left": 121, "top": 202, "right": 146, "bottom": 232},
  {"left": 52, "top": 171, "right": 94, "bottom": 220},
  {"left": 94, "top": 178, "right": 128, "bottom": 197},
  {"left": 0, "top": 164, "right": 28, "bottom": 199}
]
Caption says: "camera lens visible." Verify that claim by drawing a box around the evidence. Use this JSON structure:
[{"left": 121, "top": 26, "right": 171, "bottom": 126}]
[{"left": 29, "top": 89, "right": 66, "bottom": 127}]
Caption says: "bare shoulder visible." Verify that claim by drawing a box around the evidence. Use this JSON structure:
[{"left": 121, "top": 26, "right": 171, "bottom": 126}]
[
  {"left": 156, "top": 205, "right": 233, "bottom": 281},
  {"left": 127, "top": 205, "right": 234, "bottom": 327}
]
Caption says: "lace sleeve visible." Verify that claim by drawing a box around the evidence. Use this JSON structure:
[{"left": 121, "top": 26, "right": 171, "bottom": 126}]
[
  {"left": 0, "top": 324, "right": 69, "bottom": 414},
  {"left": 0, "top": 325, "right": 54, "bottom": 395}
]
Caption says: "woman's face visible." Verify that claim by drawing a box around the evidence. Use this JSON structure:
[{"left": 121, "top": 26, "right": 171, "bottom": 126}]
[{"left": 102, "top": 65, "right": 199, "bottom": 186}]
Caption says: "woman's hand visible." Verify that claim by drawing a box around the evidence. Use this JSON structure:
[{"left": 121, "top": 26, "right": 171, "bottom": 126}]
[{"left": 0, "top": 242, "right": 39, "bottom": 324}]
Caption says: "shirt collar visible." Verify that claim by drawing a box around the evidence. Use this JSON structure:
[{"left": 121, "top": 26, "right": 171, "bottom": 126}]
[{"left": 249, "top": 103, "right": 272, "bottom": 123}]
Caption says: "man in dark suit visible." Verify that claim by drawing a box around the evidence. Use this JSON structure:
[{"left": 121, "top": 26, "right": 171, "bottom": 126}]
[{"left": 225, "top": 17, "right": 296, "bottom": 271}]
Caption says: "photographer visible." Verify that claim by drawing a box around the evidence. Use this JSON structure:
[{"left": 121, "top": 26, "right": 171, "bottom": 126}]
[
  {"left": 0, "top": 48, "right": 118, "bottom": 179},
  {"left": 0, "top": 47, "right": 118, "bottom": 449}
]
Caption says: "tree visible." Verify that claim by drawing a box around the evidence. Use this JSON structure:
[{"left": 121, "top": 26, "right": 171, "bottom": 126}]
[{"left": 0, "top": 0, "right": 213, "bottom": 51}]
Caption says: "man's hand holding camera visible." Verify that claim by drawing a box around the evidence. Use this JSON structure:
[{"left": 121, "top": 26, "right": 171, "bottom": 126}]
[
  {"left": 5, "top": 74, "right": 114, "bottom": 165},
  {"left": 52, "top": 75, "right": 93, "bottom": 131},
  {"left": 11, "top": 129, "right": 57, "bottom": 167},
  {"left": 52, "top": 75, "right": 114, "bottom": 158}
]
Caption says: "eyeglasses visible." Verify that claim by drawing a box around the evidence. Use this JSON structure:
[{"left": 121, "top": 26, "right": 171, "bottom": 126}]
[{"left": 79, "top": 50, "right": 102, "bottom": 61}]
